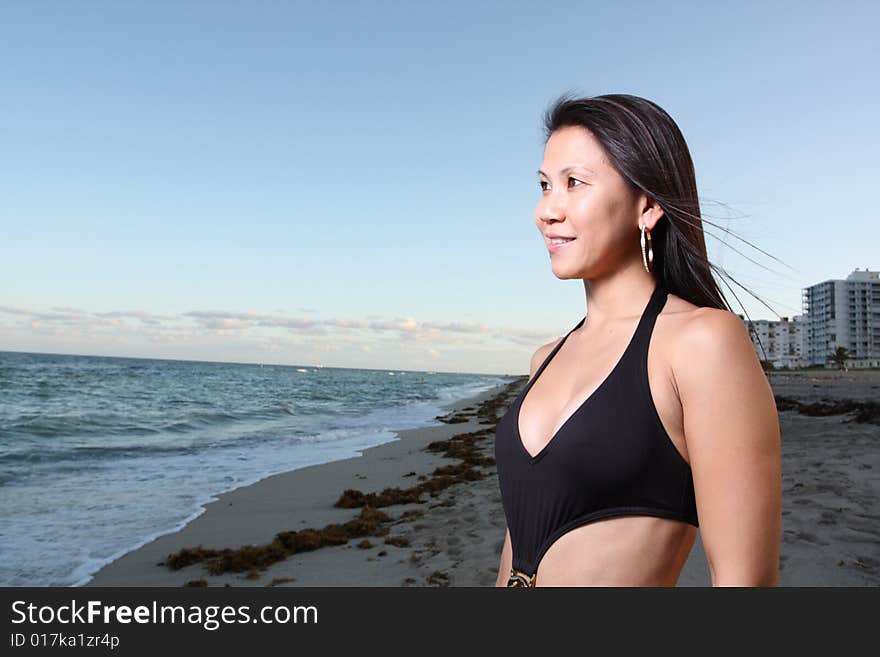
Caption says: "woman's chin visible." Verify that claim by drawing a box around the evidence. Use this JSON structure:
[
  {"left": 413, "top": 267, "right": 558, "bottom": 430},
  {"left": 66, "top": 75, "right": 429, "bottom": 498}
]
[{"left": 551, "top": 264, "right": 585, "bottom": 280}]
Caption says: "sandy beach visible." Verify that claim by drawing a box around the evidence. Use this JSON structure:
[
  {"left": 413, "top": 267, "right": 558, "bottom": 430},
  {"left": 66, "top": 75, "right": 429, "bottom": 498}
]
[{"left": 84, "top": 369, "right": 879, "bottom": 587}]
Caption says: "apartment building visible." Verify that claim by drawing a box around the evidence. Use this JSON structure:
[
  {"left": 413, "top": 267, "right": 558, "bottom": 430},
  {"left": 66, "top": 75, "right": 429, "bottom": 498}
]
[
  {"left": 738, "top": 268, "right": 879, "bottom": 369},
  {"left": 741, "top": 315, "right": 806, "bottom": 369},
  {"left": 802, "top": 268, "right": 880, "bottom": 368}
]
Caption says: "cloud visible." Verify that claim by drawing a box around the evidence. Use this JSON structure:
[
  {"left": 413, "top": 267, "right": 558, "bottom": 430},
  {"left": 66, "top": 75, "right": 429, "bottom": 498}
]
[
  {"left": 51, "top": 306, "right": 87, "bottom": 314},
  {"left": 0, "top": 305, "right": 30, "bottom": 314},
  {"left": 182, "top": 310, "right": 326, "bottom": 332},
  {"left": 422, "top": 320, "right": 493, "bottom": 334},
  {"left": 368, "top": 317, "right": 419, "bottom": 332},
  {"left": 0, "top": 304, "right": 556, "bottom": 347},
  {"left": 94, "top": 310, "right": 177, "bottom": 325}
]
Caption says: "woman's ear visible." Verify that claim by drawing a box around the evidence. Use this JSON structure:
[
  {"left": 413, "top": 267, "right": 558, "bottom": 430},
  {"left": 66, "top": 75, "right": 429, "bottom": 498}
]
[{"left": 639, "top": 198, "right": 665, "bottom": 231}]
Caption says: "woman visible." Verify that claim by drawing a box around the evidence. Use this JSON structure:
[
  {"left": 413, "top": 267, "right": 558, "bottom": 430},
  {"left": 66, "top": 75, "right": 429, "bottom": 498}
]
[{"left": 493, "top": 93, "right": 782, "bottom": 587}]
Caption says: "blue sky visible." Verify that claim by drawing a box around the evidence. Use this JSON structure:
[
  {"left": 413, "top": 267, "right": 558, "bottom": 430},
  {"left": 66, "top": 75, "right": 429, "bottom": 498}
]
[{"left": 1, "top": 1, "right": 876, "bottom": 374}]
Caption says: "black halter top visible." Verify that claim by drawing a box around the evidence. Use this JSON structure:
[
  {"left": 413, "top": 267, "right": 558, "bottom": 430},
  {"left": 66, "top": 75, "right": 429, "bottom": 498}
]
[{"left": 494, "top": 284, "right": 699, "bottom": 580}]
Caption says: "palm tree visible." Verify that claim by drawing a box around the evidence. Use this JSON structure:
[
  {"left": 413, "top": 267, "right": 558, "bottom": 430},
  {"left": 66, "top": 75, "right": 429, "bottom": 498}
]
[{"left": 829, "top": 346, "right": 851, "bottom": 371}]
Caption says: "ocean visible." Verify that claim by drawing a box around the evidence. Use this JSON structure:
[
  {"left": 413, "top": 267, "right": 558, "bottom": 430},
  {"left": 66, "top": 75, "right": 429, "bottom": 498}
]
[{"left": 0, "top": 351, "right": 509, "bottom": 587}]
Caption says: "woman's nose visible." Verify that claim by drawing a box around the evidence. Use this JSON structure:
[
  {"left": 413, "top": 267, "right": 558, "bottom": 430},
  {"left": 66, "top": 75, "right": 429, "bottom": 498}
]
[{"left": 537, "top": 195, "right": 565, "bottom": 223}]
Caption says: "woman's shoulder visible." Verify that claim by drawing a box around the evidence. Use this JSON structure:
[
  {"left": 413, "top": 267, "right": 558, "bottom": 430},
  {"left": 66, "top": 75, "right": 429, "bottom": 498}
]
[
  {"left": 528, "top": 336, "right": 564, "bottom": 380},
  {"left": 663, "top": 295, "right": 759, "bottom": 389},
  {"left": 663, "top": 291, "right": 748, "bottom": 340},
  {"left": 677, "top": 305, "right": 752, "bottom": 352}
]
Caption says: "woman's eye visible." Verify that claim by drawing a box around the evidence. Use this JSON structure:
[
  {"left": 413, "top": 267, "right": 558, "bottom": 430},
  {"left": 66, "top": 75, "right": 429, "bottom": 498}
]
[{"left": 539, "top": 177, "right": 583, "bottom": 192}]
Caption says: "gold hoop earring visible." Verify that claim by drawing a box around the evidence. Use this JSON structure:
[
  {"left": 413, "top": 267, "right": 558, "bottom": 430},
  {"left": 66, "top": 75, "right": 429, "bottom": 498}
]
[{"left": 640, "top": 224, "right": 653, "bottom": 273}]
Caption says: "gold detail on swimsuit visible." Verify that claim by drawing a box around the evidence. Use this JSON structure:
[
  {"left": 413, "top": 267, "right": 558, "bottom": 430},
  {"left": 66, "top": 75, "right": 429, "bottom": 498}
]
[{"left": 506, "top": 568, "right": 536, "bottom": 587}]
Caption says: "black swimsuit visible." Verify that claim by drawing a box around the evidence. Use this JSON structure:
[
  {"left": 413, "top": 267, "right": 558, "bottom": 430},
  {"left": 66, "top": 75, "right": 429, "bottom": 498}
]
[{"left": 494, "top": 284, "right": 699, "bottom": 586}]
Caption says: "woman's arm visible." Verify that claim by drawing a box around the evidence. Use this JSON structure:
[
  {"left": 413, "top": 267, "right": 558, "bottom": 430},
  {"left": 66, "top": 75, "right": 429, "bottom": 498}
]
[
  {"left": 495, "top": 528, "right": 513, "bottom": 586},
  {"left": 673, "top": 308, "right": 782, "bottom": 586}
]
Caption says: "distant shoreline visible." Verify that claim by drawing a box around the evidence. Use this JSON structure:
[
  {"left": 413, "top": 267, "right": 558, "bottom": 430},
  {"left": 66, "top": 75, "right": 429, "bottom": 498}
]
[{"left": 0, "top": 349, "right": 514, "bottom": 375}]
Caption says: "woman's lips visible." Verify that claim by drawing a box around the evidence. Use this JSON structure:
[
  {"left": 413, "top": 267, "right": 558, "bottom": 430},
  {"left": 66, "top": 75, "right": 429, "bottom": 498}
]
[{"left": 548, "top": 238, "right": 576, "bottom": 254}]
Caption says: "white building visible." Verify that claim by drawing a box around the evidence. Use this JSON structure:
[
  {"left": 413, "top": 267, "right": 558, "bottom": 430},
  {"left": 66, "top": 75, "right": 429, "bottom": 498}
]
[
  {"left": 741, "top": 315, "right": 806, "bottom": 369},
  {"left": 802, "top": 268, "right": 880, "bottom": 368}
]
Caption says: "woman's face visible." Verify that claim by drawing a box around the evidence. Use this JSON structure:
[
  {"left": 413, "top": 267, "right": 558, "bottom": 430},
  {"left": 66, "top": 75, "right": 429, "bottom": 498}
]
[{"left": 535, "top": 125, "right": 642, "bottom": 280}]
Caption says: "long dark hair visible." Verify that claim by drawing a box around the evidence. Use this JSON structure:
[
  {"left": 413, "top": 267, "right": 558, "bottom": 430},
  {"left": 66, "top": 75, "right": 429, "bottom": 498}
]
[{"left": 541, "top": 92, "right": 786, "bottom": 346}]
